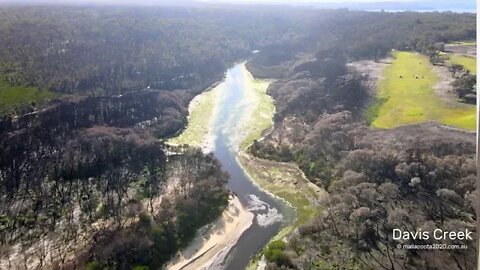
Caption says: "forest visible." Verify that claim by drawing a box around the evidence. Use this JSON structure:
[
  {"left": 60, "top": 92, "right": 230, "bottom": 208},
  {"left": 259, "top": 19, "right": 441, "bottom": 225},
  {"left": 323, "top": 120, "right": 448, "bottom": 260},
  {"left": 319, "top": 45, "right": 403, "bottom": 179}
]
[
  {"left": 0, "top": 4, "right": 476, "bottom": 270},
  {"left": 248, "top": 13, "right": 476, "bottom": 270}
]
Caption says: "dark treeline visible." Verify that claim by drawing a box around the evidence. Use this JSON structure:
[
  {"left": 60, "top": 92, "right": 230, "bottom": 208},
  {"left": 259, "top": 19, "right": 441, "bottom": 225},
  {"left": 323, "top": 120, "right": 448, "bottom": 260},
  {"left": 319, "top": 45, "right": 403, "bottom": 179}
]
[
  {"left": 0, "top": 90, "right": 186, "bottom": 137},
  {"left": 1, "top": 127, "right": 167, "bottom": 245},
  {"left": 0, "top": 7, "right": 475, "bottom": 97},
  {"left": 448, "top": 64, "right": 477, "bottom": 104},
  {"left": 0, "top": 90, "right": 188, "bottom": 229},
  {"left": 249, "top": 10, "right": 475, "bottom": 79},
  {"left": 0, "top": 6, "right": 312, "bottom": 97}
]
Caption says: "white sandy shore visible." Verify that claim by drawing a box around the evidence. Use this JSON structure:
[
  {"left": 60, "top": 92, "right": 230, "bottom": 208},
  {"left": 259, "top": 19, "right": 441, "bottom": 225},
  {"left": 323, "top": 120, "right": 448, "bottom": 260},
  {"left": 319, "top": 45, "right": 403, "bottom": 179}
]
[{"left": 165, "top": 195, "right": 254, "bottom": 270}]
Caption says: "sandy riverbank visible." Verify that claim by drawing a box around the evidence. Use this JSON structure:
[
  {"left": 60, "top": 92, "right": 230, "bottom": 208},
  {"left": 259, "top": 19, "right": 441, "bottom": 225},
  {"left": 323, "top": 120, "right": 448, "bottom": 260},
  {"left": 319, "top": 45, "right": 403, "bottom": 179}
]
[
  {"left": 165, "top": 195, "right": 254, "bottom": 270},
  {"left": 166, "top": 62, "right": 282, "bottom": 270}
]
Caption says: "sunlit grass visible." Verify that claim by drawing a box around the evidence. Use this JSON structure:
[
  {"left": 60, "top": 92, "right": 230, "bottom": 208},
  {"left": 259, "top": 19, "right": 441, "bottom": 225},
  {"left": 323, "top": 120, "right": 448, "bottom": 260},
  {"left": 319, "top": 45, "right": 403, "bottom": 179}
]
[
  {"left": 448, "top": 54, "right": 476, "bottom": 74},
  {"left": 0, "top": 79, "right": 57, "bottom": 115},
  {"left": 371, "top": 51, "right": 476, "bottom": 131}
]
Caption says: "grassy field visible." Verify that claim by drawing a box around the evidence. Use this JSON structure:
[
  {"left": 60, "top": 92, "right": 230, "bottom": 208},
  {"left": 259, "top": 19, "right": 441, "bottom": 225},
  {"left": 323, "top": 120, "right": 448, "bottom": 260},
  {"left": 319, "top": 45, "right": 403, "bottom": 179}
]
[
  {"left": 448, "top": 54, "right": 476, "bottom": 74},
  {"left": 370, "top": 51, "right": 476, "bottom": 131},
  {"left": 0, "top": 79, "right": 57, "bottom": 115},
  {"left": 168, "top": 83, "right": 223, "bottom": 147}
]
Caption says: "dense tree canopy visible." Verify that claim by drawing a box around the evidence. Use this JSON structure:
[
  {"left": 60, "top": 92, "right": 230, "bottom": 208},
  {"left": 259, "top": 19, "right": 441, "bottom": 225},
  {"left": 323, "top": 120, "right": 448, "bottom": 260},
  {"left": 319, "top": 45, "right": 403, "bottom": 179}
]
[
  {"left": 0, "top": 7, "right": 475, "bottom": 97},
  {"left": 0, "top": 4, "right": 476, "bottom": 269},
  {"left": 249, "top": 37, "right": 477, "bottom": 270}
]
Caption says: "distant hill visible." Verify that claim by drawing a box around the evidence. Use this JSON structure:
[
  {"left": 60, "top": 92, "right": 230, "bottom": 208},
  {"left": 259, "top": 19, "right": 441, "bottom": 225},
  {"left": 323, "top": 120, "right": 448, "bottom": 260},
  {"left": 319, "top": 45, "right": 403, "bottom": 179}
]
[
  {"left": 0, "top": 0, "right": 201, "bottom": 6},
  {"left": 0, "top": 0, "right": 475, "bottom": 12},
  {"left": 307, "top": 1, "right": 476, "bottom": 12}
]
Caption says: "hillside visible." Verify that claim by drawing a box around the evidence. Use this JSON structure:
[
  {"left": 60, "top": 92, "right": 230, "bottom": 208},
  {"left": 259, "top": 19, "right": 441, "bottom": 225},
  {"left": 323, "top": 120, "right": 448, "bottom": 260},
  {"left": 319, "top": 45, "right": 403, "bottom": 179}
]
[
  {"left": 247, "top": 18, "right": 476, "bottom": 268},
  {"left": 0, "top": 5, "right": 476, "bottom": 269}
]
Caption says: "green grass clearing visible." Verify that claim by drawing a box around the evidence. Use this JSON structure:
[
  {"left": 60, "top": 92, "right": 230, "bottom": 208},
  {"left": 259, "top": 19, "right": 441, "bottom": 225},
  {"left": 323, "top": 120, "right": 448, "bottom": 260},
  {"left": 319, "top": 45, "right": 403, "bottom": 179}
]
[
  {"left": 0, "top": 78, "right": 57, "bottom": 115},
  {"left": 448, "top": 54, "right": 476, "bottom": 74},
  {"left": 371, "top": 51, "right": 476, "bottom": 131}
]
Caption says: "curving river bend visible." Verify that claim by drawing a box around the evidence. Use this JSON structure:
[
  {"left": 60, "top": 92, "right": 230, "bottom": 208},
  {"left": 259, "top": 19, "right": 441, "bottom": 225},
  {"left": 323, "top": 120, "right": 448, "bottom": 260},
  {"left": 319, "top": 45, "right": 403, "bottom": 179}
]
[
  {"left": 168, "top": 62, "right": 295, "bottom": 270},
  {"left": 209, "top": 63, "right": 292, "bottom": 269}
]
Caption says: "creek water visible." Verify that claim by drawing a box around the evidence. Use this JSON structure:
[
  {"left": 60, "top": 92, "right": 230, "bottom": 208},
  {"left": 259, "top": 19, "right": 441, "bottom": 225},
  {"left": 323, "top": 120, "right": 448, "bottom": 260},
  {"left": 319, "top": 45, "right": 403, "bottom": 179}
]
[{"left": 208, "top": 63, "right": 292, "bottom": 269}]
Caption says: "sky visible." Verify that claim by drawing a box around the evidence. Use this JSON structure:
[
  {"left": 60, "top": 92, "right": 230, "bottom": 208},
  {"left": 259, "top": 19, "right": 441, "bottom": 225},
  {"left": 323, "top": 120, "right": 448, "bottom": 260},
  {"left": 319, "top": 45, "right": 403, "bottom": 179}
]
[
  {"left": 0, "top": 0, "right": 474, "bottom": 3},
  {"left": 0, "top": 0, "right": 475, "bottom": 11},
  {"left": 201, "top": 0, "right": 474, "bottom": 3},
  {"left": 203, "top": 0, "right": 414, "bottom": 2}
]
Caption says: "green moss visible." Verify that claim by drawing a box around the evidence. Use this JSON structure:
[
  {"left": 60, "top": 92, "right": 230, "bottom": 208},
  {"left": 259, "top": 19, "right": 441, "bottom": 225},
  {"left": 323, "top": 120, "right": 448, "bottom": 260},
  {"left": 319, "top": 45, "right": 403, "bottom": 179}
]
[{"left": 370, "top": 51, "right": 476, "bottom": 131}]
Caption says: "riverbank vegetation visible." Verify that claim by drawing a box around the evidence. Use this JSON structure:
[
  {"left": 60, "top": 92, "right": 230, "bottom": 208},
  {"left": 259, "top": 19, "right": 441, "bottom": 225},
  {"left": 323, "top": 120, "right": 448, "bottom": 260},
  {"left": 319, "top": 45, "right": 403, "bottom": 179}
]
[
  {"left": 238, "top": 70, "right": 326, "bottom": 269},
  {"left": 239, "top": 154, "right": 322, "bottom": 240},
  {"left": 168, "top": 83, "right": 223, "bottom": 148},
  {"left": 0, "top": 5, "right": 308, "bottom": 267}
]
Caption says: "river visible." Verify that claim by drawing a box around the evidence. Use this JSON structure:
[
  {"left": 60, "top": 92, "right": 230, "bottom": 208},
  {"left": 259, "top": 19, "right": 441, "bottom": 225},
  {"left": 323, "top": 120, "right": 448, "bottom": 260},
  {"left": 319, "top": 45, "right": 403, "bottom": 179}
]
[{"left": 208, "top": 63, "right": 291, "bottom": 269}]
